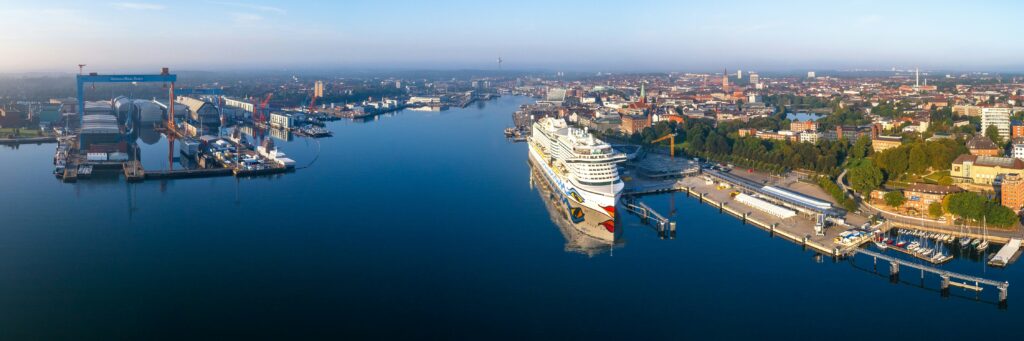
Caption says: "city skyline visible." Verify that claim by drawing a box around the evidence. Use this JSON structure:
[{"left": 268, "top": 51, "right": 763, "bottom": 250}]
[{"left": 2, "top": 0, "right": 1024, "bottom": 73}]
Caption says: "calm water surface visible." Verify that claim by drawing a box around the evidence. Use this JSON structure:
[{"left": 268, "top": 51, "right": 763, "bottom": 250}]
[{"left": 1, "top": 96, "right": 1022, "bottom": 339}]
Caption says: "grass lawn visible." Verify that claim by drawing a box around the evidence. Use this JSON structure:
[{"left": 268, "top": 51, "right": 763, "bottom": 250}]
[{"left": 922, "top": 170, "right": 951, "bottom": 185}]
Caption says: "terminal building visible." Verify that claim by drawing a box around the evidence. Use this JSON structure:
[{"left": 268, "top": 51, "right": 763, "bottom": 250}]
[{"left": 705, "top": 170, "right": 845, "bottom": 220}]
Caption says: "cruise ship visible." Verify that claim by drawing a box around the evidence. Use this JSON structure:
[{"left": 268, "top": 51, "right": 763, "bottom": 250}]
[
  {"left": 530, "top": 161, "right": 621, "bottom": 255},
  {"left": 528, "top": 117, "right": 626, "bottom": 239}
]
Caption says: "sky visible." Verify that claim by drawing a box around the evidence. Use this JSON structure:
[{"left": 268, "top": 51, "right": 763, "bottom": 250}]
[{"left": 1, "top": 0, "right": 1022, "bottom": 73}]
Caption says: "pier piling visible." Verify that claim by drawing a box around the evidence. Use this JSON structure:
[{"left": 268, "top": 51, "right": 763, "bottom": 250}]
[
  {"left": 889, "top": 262, "right": 900, "bottom": 283},
  {"left": 999, "top": 285, "right": 1008, "bottom": 309},
  {"left": 941, "top": 275, "right": 950, "bottom": 297},
  {"left": 669, "top": 221, "right": 676, "bottom": 239}
]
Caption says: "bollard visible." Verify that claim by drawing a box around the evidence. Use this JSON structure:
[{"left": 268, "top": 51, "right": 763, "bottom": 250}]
[
  {"left": 889, "top": 262, "right": 900, "bottom": 283},
  {"left": 940, "top": 275, "right": 950, "bottom": 298}
]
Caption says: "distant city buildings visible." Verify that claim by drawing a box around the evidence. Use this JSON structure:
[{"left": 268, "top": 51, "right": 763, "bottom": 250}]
[{"left": 314, "top": 80, "right": 324, "bottom": 98}]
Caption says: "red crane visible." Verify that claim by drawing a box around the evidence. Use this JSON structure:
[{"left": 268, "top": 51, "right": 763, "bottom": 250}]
[
  {"left": 255, "top": 93, "right": 272, "bottom": 123},
  {"left": 308, "top": 95, "right": 317, "bottom": 114}
]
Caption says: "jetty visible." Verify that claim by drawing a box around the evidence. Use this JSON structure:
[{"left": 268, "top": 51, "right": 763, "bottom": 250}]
[
  {"left": 990, "top": 238, "right": 1023, "bottom": 267},
  {"left": 621, "top": 197, "right": 676, "bottom": 239},
  {"left": 854, "top": 248, "right": 1009, "bottom": 308}
]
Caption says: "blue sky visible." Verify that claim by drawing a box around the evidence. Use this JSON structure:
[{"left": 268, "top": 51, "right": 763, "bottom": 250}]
[{"left": 1, "top": 0, "right": 1022, "bottom": 73}]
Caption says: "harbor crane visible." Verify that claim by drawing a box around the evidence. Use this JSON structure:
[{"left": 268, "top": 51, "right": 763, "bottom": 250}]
[
  {"left": 651, "top": 133, "right": 678, "bottom": 159},
  {"left": 255, "top": 93, "right": 272, "bottom": 123}
]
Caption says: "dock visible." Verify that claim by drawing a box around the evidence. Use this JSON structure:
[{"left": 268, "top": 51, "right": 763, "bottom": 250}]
[
  {"left": 0, "top": 136, "right": 57, "bottom": 145},
  {"left": 145, "top": 167, "right": 233, "bottom": 179},
  {"left": 989, "top": 238, "right": 1022, "bottom": 267},
  {"left": 854, "top": 248, "right": 1009, "bottom": 308},
  {"left": 622, "top": 197, "right": 676, "bottom": 239},
  {"left": 621, "top": 172, "right": 858, "bottom": 256},
  {"left": 123, "top": 161, "right": 145, "bottom": 182}
]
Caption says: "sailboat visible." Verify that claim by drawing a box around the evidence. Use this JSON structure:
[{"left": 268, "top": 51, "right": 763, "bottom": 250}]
[{"left": 977, "top": 216, "right": 990, "bottom": 252}]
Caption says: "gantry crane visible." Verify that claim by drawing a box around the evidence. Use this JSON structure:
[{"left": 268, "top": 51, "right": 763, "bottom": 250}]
[{"left": 651, "top": 133, "right": 677, "bottom": 159}]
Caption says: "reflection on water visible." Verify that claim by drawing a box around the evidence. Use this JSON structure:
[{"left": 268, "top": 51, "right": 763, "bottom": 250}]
[{"left": 529, "top": 159, "right": 622, "bottom": 256}]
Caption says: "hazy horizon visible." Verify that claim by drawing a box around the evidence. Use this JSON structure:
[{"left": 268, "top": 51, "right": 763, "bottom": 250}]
[{"left": 2, "top": 0, "right": 1023, "bottom": 73}]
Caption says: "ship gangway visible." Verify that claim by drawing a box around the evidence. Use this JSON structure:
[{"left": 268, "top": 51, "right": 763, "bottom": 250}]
[
  {"left": 622, "top": 198, "right": 676, "bottom": 239},
  {"left": 853, "top": 248, "right": 1009, "bottom": 308}
]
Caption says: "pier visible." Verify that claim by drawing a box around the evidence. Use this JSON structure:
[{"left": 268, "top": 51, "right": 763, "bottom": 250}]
[
  {"left": 622, "top": 197, "right": 676, "bottom": 239},
  {"left": 854, "top": 248, "right": 1009, "bottom": 308},
  {"left": 145, "top": 167, "right": 234, "bottom": 179},
  {"left": 0, "top": 136, "right": 57, "bottom": 145},
  {"left": 621, "top": 172, "right": 857, "bottom": 256}
]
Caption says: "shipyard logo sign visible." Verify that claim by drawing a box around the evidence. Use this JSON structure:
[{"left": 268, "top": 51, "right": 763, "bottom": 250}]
[{"left": 108, "top": 76, "right": 147, "bottom": 82}]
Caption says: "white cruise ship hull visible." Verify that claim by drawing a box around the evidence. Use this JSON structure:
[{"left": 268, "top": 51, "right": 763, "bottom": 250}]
[{"left": 529, "top": 144, "right": 618, "bottom": 241}]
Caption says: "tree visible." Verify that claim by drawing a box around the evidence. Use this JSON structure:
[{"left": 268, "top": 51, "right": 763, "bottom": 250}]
[
  {"left": 850, "top": 135, "right": 871, "bottom": 159},
  {"left": 985, "top": 125, "right": 1004, "bottom": 146},
  {"left": 908, "top": 144, "right": 929, "bottom": 174},
  {"left": 884, "top": 191, "right": 906, "bottom": 208},
  {"left": 985, "top": 204, "right": 1020, "bottom": 228},
  {"left": 947, "top": 192, "right": 987, "bottom": 221},
  {"left": 848, "top": 162, "right": 884, "bottom": 196},
  {"left": 928, "top": 201, "right": 944, "bottom": 218},
  {"left": 875, "top": 147, "right": 909, "bottom": 179}
]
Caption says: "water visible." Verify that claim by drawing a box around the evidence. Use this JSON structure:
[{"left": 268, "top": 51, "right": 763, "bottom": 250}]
[
  {"left": 786, "top": 112, "right": 825, "bottom": 121},
  {"left": 1, "top": 96, "right": 1022, "bottom": 339}
]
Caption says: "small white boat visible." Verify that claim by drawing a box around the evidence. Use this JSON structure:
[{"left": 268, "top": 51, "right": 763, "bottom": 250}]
[{"left": 977, "top": 241, "right": 989, "bottom": 251}]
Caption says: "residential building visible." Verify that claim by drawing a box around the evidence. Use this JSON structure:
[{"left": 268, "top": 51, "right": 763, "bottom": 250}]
[
  {"left": 981, "top": 107, "right": 1011, "bottom": 141},
  {"left": 966, "top": 135, "right": 1001, "bottom": 156},
  {"left": 790, "top": 120, "right": 817, "bottom": 132},
  {"left": 951, "top": 154, "right": 1024, "bottom": 185},
  {"left": 952, "top": 105, "right": 982, "bottom": 116},
  {"left": 1001, "top": 173, "right": 1024, "bottom": 211},
  {"left": 620, "top": 113, "right": 650, "bottom": 135},
  {"left": 314, "top": 80, "right": 324, "bottom": 98},
  {"left": 799, "top": 132, "right": 820, "bottom": 143},
  {"left": 903, "top": 183, "right": 962, "bottom": 213},
  {"left": 871, "top": 136, "right": 902, "bottom": 152},
  {"left": 1013, "top": 138, "right": 1024, "bottom": 159},
  {"left": 1012, "top": 120, "right": 1024, "bottom": 138}
]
